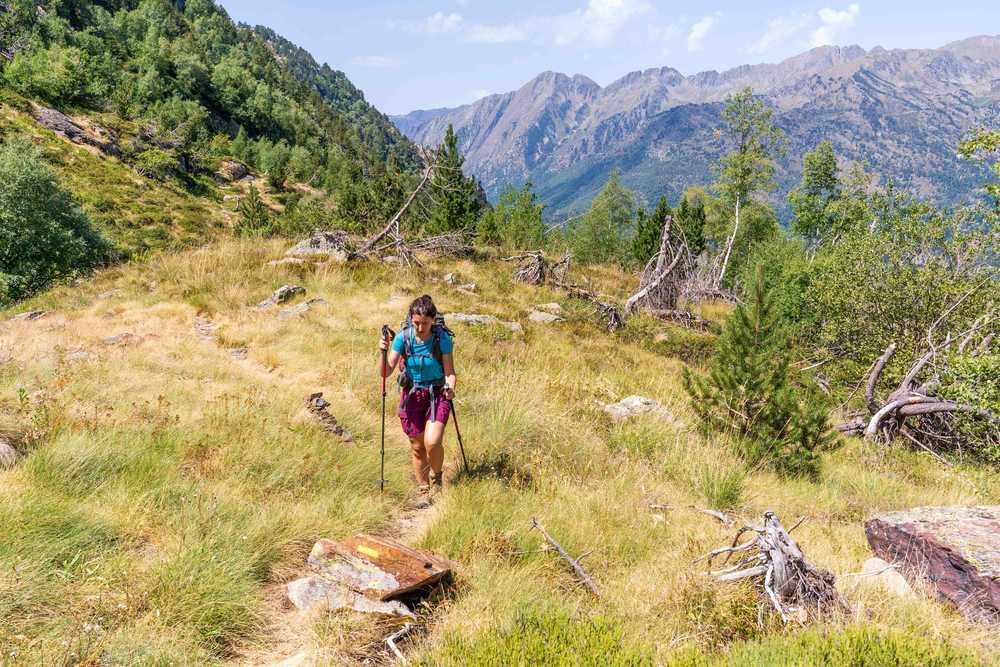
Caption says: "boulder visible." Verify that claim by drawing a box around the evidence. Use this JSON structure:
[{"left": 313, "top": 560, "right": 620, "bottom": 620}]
[
  {"left": 258, "top": 285, "right": 305, "bottom": 309},
  {"left": 286, "top": 231, "right": 351, "bottom": 263},
  {"left": 865, "top": 505, "right": 1000, "bottom": 619},
  {"left": 0, "top": 431, "right": 27, "bottom": 469},
  {"left": 286, "top": 576, "right": 412, "bottom": 617},
  {"left": 535, "top": 303, "right": 562, "bottom": 314},
  {"left": 860, "top": 557, "right": 913, "bottom": 597},
  {"left": 603, "top": 395, "right": 675, "bottom": 422},
  {"left": 218, "top": 160, "right": 248, "bottom": 181},
  {"left": 443, "top": 273, "right": 458, "bottom": 285},
  {"left": 278, "top": 298, "right": 326, "bottom": 320},
  {"left": 449, "top": 312, "right": 522, "bottom": 333},
  {"left": 528, "top": 310, "right": 564, "bottom": 324},
  {"left": 30, "top": 104, "right": 116, "bottom": 155}
]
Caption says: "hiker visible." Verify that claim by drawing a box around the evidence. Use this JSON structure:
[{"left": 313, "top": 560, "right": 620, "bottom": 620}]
[{"left": 379, "top": 295, "right": 456, "bottom": 492}]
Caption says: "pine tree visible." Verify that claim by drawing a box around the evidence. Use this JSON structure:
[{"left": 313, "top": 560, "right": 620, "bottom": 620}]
[
  {"left": 632, "top": 196, "right": 671, "bottom": 267},
  {"left": 682, "top": 267, "right": 834, "bottom": 477},
  {"left": 235, "top": 185, "right": 271, "bottom": 236},
  {"left": 677, "top": 194, "right": 706, "bottom": 256},
  {"left": 426, "top": 124, "right": 481, "bottom": 234}
]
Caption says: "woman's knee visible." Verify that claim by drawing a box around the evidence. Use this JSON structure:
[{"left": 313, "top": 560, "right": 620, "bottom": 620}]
[{"left": 409, "top": 437, "right": 427, "bottom": 454}]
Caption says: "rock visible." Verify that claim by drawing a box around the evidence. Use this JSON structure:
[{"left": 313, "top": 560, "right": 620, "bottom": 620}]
[
  {"left": 10, "top": 310, "right": 48, "bottom": 322},
  {"left": 305, "top": 392, "right": 353, "bottom": 442},
  {"left": 285, "top": 230, "right": 349, "bottom": 263},
  {"left": 603, "top": 395, "right": 675, "bottom": 422},
  {"left": 865, "top": 505, "right": 1000, "bottom": 619},
  {"left": 860, "top": 557, "right": 913, "bottom": 597},
  {"left": 382, "top": 255, "right": 401, "bottom": 264},
  {"left": 286, "top": 231, "right": 351, "bottom": 263},
  {"left": 258, "top": 285, "right": 305, "bottom": 309},
  {"left": 0, "top": 431, "right": 27, "bottom": 469},
  {"left": 443, "top": 273, "right": 457, "bottom": 285},
  {"left": 457, "top": 283, "right": 477, "bottom": 292},
  {"left": 279, "top": 298, "right": 326, "bottom": 321},
  {"left": 286, "top": 576, "right": 413, "bottom": 617},
  {"left": 65, "top": 349, "right": 92, "bottom": 363},
  {"left": 528, "top": 310, "right": 564, "bottom": 323},
  {"left": 227, "top": 348, "right": 248, "bottom": 360},
  {"left": 450, "top": 312, "right": 522, "bottom": 332},
  {"left": 218, "top": 160, "right": 248, "bottom": 181},
  {"left": 101, "top": 333, "right": 137, "bottom": 346},
  {"left": 535, "top": 303, "right": 562, "bottom": 314},
  {"left": 30, "top": 103, "right": 117, "bottom": 155}
]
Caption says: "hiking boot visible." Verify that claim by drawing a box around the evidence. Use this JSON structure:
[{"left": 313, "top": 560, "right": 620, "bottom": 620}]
[{"left": 430, "top": 472, "right": 444, "bottom": 489}]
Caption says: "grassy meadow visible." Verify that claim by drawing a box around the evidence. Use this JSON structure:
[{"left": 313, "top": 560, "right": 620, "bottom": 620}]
[{"left": 2, "top": 239, "right": 998, "bottom": 665}]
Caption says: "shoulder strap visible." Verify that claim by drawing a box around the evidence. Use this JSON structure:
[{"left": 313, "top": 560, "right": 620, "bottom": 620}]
[{"left": 431, "top": 325, "right": 443, "bottom": 364}]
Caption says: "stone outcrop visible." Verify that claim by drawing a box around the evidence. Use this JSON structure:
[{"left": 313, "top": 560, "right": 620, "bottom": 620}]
[
  {"left": 528, "top": 310, "right": 564, "bottom": 323},
  {"left": 0, "top": 431, "right": 28, "bottom": 469},
  {"left": 285, "top": 231, "right": 351, "bottom": 263},
  {"left": 449, "top": 312, "right": 522, "bottom": 333},
  {"left": 218, "top": 160, "right": 248, "bottom": 181},
  {"left": 304, "top": 393, "right": 353, "bottom": 443},
  {"left": 258, "top": 285, "right": 305, "bottom": 309},
  {"left": 603, "top": 396, "right": 677, "bottom": 423},
  {"left": 278, "top": 298, "right": 326, "bottom": 320},
  {"left": 31, "top": 104, "right": 117, "bottom": 155},
  {"left": 865, "top": 506, "right": 1000, "bottom": 619},
  {"left": 10, "top": 310, "right": 48, "bottom": 322}
]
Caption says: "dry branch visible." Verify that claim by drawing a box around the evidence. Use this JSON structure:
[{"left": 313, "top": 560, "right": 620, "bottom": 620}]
[
  {"left": 626, "top": 215, "right": 692, "bottom": 315},
  {"left": 696, "top": 512, "right": 848, "bottom": 623},
  {"left": 502, "top": 251, "right": 548, "bottom": 285},
  {"left": 531, "top": 518, "right": 600, "bottom": 597}
]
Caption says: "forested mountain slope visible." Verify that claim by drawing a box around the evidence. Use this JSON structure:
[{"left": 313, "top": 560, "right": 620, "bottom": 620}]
[{"left": 394, "top": 37, "right": 1000, "bottom": 218}]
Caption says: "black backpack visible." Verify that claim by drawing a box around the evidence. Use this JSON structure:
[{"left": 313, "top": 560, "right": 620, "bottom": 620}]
[{"left": 395, "top": 313, "right": 454, "bottom": 394}]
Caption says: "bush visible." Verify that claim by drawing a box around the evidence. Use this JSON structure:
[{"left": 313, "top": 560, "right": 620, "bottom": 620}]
[
  {"left": 234, "top": 185, "right": 272, "bottom": 236},
  {"left": 937, "top": 353, "right": 1000, "bottom": 463},
  {"left": 683, "top": 268, "right": 835, "bottom": 477},
  {"left": 0, "top": 141, "right": 109, "bottom": 304}
]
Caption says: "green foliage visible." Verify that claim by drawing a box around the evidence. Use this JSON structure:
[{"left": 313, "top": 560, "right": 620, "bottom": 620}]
[
  {"left": 693, "top": 463, "right": 745, "bottom": 511},
  {"left": 807, "top": 186, "right": 999, "bottom": 388},
  {"left": 418, "top": 611, "right": 654, "bottom": 666},
  {"left": 937, "top": 353, "right": 1000, "bottom": 464},
  {"left": 426, "top": 124, "right": 482, "bottom": 234},
  {"left": 676, "top": 192, "right": 705, "bottom": 256},
  {"left": 683, "top": 269, "right": 834, "bottom": 477},
  {"left": 476, "top": 182, "right": 546, "bottom": 250},
  {"left": 631, "top": 196, "right": 670, "bottom": 268},
  {"left": 703, "top": 196, "right": 778, "bottom": 288},
  {"left": 958, "top": 126, "right": 1000, "bottom": 207},
  {"left": 737, "top": 236, "right": 813, "bottom": 342},
  {"left": 567, "top": 169, "right": 635, "bottom": 265},
  {"left": 0, "top": 140, "right": 109, "bottom": 304},
  {"left": 134, "top": 147, "right": 178, "bottom": 180},
  {"left": 235, "top": 185, "right": 271, "bottom": 237},
  {"left": 789, "top": 140, "right": 840, "bottom": 244}
]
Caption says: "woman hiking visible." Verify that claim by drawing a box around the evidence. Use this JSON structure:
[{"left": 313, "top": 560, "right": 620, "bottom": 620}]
[{"left": 378, "top": 295, "right": 456, "bottom": 494}]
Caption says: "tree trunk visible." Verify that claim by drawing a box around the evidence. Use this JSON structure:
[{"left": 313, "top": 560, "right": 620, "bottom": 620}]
[{"left": 716, "top": 195, "right": 740, "bottom": 289}]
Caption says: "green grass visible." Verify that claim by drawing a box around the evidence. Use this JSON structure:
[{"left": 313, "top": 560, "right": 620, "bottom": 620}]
[{"left": 2, "top": 239, "right": 998, "bottom": 664}]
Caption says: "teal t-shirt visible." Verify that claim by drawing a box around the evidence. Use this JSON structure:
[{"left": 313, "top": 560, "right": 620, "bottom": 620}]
[{"left": 392, "top": 328, "right": 453, "bottom": 387}]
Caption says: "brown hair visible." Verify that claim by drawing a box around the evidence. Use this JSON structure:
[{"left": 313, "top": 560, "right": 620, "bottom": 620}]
[{"left": 409, "top": 294, "right": 438, "bottom": 319}]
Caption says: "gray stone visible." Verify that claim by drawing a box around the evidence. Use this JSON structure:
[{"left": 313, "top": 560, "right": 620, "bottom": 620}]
[
  {"left": 227, "top": 348, "right": 248, "bottom": 360},
  {"left": 603, "top": 395, "right": 675, "bottom": 421},
  {"left": 11, "top": 310, "right": 48, "bottom": 322},
  {"left": 450, "top": 312, "right": 522, "bottom": 333},
  {"left": 102, "top": 333, "right": 137, "bottom": 346},
  {"left": 65, "top": 349, "right": 92, "bottom": 363},
  {"left": 866, "top": 505, "right": 1000, "bottom": 619},
  {"left": 278, "top": 298, "right": 326, "bottom": 320},
  {"left": 258, "top": 285, "right": 305, "bottom": 310},
  {"left": 30, "top": 104, "right": 117, "bottom": 155},
  {"left": 443, "top": 273, "right": 458, "bottom": 285},
  {"left": 286, "top": 231, "right": 351, "bottom": 263},
  {"left": 286, "top": 576, "right": 413, "bottom": 617},
  {"left": 535, "top": 303, "right": 562, "bottom": 314},
  {"left": 457, "top": 283, "right": 477, "bottom": 292},
  {"left": 218, "top": 160, "right": 248, "bottom": 181},
  {"left": 0, "top": 431, "right": 26, "bottom": 469},
  {"left": 860, "top": 557, "right": 913, "bottom": 597},
  {"left": 528, "top": 310, "right": 564, "bottom": 323}
]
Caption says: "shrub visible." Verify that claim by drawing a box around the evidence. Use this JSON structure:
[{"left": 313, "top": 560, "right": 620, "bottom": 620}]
[
  {"left": 937, "top": 352, "right": 1000, "bottom": 464},
  {"left": 234, "top": 185, "right": 272, "bottom": 236},
  {"left": 683, "top": 268, "right": 835, "bottom": 477},
  {"left": 134, "top": 148, "right": 179, "bottom": 180},
  {"left": 0, "top": 141, "right": 109, "bottom": 304}
]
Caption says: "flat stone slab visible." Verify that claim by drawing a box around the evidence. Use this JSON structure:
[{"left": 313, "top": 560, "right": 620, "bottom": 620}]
[
  {"left": 10, "top": 310, "right": 48, "bottom": 322},
  {"left": 286, "top": 576, "right": 412, "bottom": 617},
  {"left": 603, "top": 395, "right": 676, "bottom": 423},
  {"left": 450, "top": 312, "right": 522, "bottom": 333},
  {"left": 528, "top": 310, "right": 564, "bottom": 323},
  {"left": 535, "top": 303, "right": 562, "bottom": 314},
  {"left": 286, "top": 231, "right": 350, "bottom": 262},
  {"left": 258, "top": 284, "right": 305, "bottom": 309},
  {"left": 865, "top": 505, "right": 1000, "bottom": 619}
]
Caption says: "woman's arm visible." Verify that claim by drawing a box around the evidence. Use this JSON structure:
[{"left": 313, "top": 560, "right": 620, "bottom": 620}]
[
  {"left": 442, "top": 352, "right": 456, "bottom": 399},
  {"left": 379, "top": 337, "right": 400, "bottom": 377}
]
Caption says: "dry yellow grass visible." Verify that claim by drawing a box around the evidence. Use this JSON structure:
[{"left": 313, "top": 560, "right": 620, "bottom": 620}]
[{"left": 2, "top": 239, "right": 998, "bottom": 665}]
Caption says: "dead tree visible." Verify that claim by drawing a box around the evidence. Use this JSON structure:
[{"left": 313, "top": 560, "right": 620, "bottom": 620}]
[
  {"left": 697, "top": 512, "right": 848, "bottom": 623},
  {"left": 554, "top": 280, "right": 624, "bottom": 332},
  {"left": 625, "top": 215, "right": 690, "bottom": 315},
  {"left": 502, "top": 251, "right": 548, "bottom": 285},
  {"left": 837, "top": 318, "right": 1000, "bottom": 452}
]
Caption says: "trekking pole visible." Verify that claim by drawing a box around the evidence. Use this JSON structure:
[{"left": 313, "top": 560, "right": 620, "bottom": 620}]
[
  {"left": 379, "top": 325, "right": 391, "bottom": 493},
  {"left": 450, "top": 401, "right": 470, "bottom": 473}
]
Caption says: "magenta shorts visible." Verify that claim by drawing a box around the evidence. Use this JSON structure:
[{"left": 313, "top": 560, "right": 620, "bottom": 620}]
[{"left": 399, "top": 388, "right": 451, "bottom": 438}]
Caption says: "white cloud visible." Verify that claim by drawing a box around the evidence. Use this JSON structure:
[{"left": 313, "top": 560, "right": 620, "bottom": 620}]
[
  {"left": 390, "top": 11, "right": 464, "bottom": 34},
  {"left": 748, "top": 13, "right": 810, "bottom": 54},
  {"left": 687, "top": 15, "right": 716, "bottom": 52},
  {"left": 350, "top": 55, "right": 400, "bottom": 68},
  {"left": 465, "top": 23, "right": 529, "bottom": 44},
  {"left": 553, "top": 0, "right": 653, "bottom": 46},
  {"left": 810, "top": 3, "right": 860, "bottom": 47}
]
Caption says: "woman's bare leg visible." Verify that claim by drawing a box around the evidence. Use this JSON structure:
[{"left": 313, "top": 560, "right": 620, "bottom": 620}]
[
  {"left": 423, "top": 420, "right": 446, "bottom": 478},
  {"left": 409, "top": 435, "right": 430, "bottom": 486}
]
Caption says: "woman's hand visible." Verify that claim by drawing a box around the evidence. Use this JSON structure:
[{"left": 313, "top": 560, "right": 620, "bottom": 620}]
[
  {"left": 443, "top": 386, "right": 455, "bottom": 401},
  {"left": 378, "top": 337, "right": 390, "bottom": 352}
]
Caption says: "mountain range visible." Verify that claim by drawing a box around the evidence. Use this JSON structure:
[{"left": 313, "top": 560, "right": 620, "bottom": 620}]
[{"left": 392, "top": 36, "right": 1000, "bottom": 219}]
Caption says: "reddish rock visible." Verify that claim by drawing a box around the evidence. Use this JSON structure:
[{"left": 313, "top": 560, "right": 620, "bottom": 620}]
[{"left": 865, "top": 506, "right": 1000, "bottom": 620}]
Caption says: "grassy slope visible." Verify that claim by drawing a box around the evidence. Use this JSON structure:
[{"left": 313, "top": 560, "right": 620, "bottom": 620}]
[
  {"left": 0, "top": 97, "right": 242, "bottom": 256},
  {"left": 1, "top": 241, "right": 999, "bottom": 665}
]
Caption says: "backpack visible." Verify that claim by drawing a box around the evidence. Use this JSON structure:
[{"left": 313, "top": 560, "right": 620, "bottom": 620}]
[{"left": 396, "top": 313, "right": 454, "bottom": 394}]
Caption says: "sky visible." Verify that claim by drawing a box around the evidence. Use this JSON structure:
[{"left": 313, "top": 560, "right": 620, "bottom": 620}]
[{"left": 219, "top": 1, "right": 995, "bottom": 115}]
